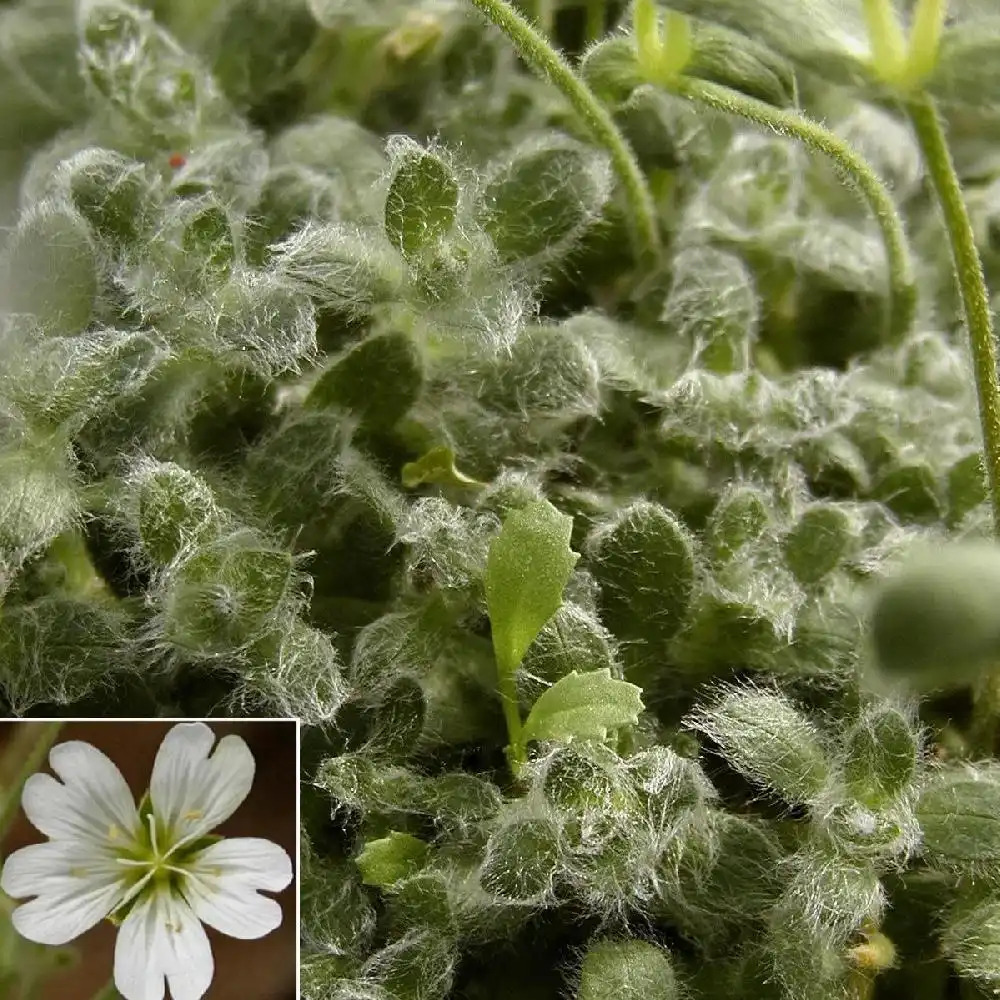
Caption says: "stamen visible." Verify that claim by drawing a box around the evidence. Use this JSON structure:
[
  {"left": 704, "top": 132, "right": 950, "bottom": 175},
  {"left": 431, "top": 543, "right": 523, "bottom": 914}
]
[
  {"left": 116, "top": 858, "right": 152, "bottom": 868},
  {"left": 183, "top": 809, "right": 204, "bottom": 821},
  {"left": 108, "top": 824, "right": 121, "bottom": 842}
]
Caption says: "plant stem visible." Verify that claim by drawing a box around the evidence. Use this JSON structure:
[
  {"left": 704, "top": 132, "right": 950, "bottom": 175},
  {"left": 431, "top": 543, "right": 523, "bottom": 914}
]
[
  {"left": 467, "top": 0, "right": 662, "bottom": 267},
  {"left": 583, "top": 0, "right": 605, "bottom": 44},
  {"left": 906, "top": 95, "right": 1000, "bottom": 537},
  {"left": 0, "top": 722, "right": 63, "bottom": 842},
  {"left": 498, "top": 659, "right": 526, "bottom": 775},
  {"left": 670, "top": 76, "right": 917, "bottom": 343}
]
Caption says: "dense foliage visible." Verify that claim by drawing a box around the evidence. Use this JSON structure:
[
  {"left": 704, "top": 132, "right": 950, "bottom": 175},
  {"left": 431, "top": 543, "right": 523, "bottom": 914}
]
[{"left": 3, "top": 1, "right": 1000, "bottom": 998}]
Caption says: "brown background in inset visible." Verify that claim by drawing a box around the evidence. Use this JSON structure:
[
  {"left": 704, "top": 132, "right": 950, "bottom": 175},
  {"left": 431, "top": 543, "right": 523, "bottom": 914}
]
[{"left": 0, "top": 720, "right": 297, "bottom": 1000}]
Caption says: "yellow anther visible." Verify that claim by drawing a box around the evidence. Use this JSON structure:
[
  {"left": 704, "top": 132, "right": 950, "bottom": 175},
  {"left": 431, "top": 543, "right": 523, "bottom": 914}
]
[
  {"left": 108, "top": 824, "right": 121, "bottom": 841},
  {"left": 182, "top": 810, "right": 204, "bottom": 822}
]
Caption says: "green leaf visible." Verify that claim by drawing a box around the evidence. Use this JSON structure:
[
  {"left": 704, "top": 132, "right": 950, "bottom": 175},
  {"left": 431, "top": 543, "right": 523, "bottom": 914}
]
[
  {"left": 705, "top": 485, "right": 772, "bottom": 563},
  {"left": 306, "top": 330, "right": 423, "bottom": 430},
  {"left": 577, "top": 938, "right": 678, "bottom": 1000},
  {"left": 479, "top": 818, "right": 562, "bottom": 900},
  {"left": 1, "top": 202, "right": 98, "bottom": 335},
  {"left": 688, "top": 22, "right": 797, "bottom": 107},
  {"left": 941, "top": 892, "right": 1000, "bottom": 991},
  {"left": 56, "top": 147, "right": 151, "bottom": 248},
  {"left": 401, "top": 446, "right": 482, "bottom": 489},
  {"left": 478, "top": 139, "right": 610, "bottom": 265},
  {"left": 687, "top": 686, "right": 830, "bottom": 804},
  {"left": 181, "top": 202, "right": 235, "bottom": 279},
  {"left": 781, "top": 504, "right": 854, "bottom": 585},
  {"left": 579, "top": 36, "right": 644, "bottom": 104},
  {"left": 870, "top": 542, "right": 1000, "bottom": 691},
  {"left": 356, "top": 832, "right": 431, "bottom": 888},
  {"left": 842, "top": 704, "right": 919, "bottom": 809},
  {"left": 917, "top": 765, "right": 1000, "bottom": 871},
  {"left": 929, "top": 17, "right": 1000, "bottom": 107},
  {"left": 485, "top": 499, "right": 579, "bottom": 677},
  {"left": 522, "top": 669, "right": 644, "bottom": 746},
  {"left": 587, "top": 501, "right": 697, "bottom": 658},
  {"left": 134, "top": 461, "right": 223, "bottom": 565},
  {"left": 384, "top": 138, "right": 459, "bottom": 258}
]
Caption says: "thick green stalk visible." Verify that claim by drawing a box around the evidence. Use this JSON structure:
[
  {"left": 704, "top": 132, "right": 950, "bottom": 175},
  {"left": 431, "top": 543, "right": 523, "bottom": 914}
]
[
  {"left": 467, "top": 0, "right": 662, "bottom": 266},
  {"left": 906, "top": 95, "right": 1000, "bottom": 537},
  {"left": 670, "top": 76, "right": 917, "bottom": 343},
  {"left": 0, "top": 722, "right": 63, "bottom": 841}
]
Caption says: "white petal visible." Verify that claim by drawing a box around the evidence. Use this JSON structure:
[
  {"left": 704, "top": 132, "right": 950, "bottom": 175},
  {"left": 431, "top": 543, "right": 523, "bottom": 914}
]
[
  {"left": 2, "top": 841, "right": 121, "bottom": 899},
  {"left": 22, "top": 741, "right": 140, "bottom": 846},
  {"left": 115, "top": 892, "right": 214, "bottom": 1000},
  {"left": 4, "top": 843, "right": 124, "bottom": 945},
  {"left": 150, "top": 724, "right": 254, "bottom": 843},
  {"left": 186, "top": 879, "right": 284, "bottom": 940},
  {"left": 191, "top": 837, "right": 294, "bottom": 892},
  {"left": 185, "top": 838, "right": 293, "bottom": 940}
]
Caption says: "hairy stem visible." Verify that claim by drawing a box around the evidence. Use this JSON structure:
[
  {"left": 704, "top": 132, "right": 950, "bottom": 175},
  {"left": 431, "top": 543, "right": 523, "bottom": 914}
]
[
  {"left": 670, "top": 76, "right": 917, "bottom": 343},
  {"left": 467, "top": 0, "right": 662, "bottom": 266},
  {"left": 907, "top": 95, "right": 1000, "bottom": 537},
  {"left": 0, "top": 722, "right": 63, "bottom": 841}
]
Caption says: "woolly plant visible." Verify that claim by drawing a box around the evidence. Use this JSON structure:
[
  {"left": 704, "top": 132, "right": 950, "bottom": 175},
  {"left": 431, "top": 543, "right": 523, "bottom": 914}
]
[{"left": 3, "top": 1, "right": 1000, "bottom": 999}]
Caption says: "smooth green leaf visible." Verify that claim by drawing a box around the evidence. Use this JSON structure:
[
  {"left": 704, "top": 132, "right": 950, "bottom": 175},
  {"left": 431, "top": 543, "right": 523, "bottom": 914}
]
[
  {"left": 522, "top": 669, "right": 644, "bottom": 746},
  {"left": 485, "top": 499, "right": 579, "bottom": 676},
  {"left": 356, "top": 832, "right": 431, "bottom": 888}
]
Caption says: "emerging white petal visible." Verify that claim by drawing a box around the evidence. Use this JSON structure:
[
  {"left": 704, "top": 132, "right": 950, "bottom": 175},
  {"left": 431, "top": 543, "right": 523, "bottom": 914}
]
[
  {"left": 149, "top": 723, "right": 254, "bottom": 842},
  {"left": 3, "top": 842, "right": 125, "bottom": 945},
  {"left": 22, "top": 741, "right": 139, "bottom": 845},
  {"left": 115, "top": 891, "right": 214, "bottom": 1000},
  {"left": 186, "top": 837, "right": 293, "bottom": 939}
]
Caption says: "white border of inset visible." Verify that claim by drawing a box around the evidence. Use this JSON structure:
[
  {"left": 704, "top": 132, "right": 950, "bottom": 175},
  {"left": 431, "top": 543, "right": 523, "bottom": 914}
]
[{"left": 0, "top": 716, "right": 302, "bottom": 1000}]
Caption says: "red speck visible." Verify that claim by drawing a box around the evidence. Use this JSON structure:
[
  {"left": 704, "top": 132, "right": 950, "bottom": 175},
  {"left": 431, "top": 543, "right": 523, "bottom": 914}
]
[{"left": 168, "top": 153, "right": 187, "bottom": 169}]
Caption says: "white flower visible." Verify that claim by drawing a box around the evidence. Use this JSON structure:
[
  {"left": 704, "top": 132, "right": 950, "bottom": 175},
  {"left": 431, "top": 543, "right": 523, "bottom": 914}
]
[{"left": 0, "top": 722, "right": 293, "bottom": 1000}]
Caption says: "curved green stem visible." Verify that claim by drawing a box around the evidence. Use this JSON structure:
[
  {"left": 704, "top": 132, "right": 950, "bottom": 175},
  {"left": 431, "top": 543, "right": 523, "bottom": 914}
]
[
  {"left": 906, "top": 95, "right": 1000, "bottom": 538},
  {"left": 0, "top": 722, "right": 63, "bottom": 841},
  {"left": 669, "top": 76, "right": 917, "bottom": 343},
  {"left": 467, "top": 0, "right": 662, "bottom": 267}
]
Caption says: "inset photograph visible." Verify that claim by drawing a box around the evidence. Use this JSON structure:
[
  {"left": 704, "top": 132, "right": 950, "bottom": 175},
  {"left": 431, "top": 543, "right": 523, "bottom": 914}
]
[{"left": 0, "top": 719, "right": 298, "bottom": 1000}]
